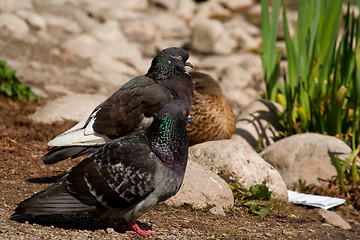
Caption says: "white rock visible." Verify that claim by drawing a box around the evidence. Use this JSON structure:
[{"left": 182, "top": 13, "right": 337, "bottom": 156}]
[
  {"left": 147, "top": 12, "right": 190, "bottom": 38},
  {"left": 121, "top": 19, "right": 158, "bottom": 43},
  {"left": 193, "top": 0, "right": 232, "bottom": 22},
  {"left": 63, "top": 34, "right": 100, "bottom": 59},
  {"left": 16, "top": 10, "right": 47, "bottom": 30},
  {"left": 43, "top": 14, "right": 82, "bottom": 34},
  {"left": 196, "top": 54, "right": 245, "bottom": 70},
  {"left": 189, "top": 140, "right": 288, "bottom": 201},
  {"left": 175, "top": 0, "right": 197, "bottom": 21},
  {"left": 166, "top": 161, "right": 234, "bottom": 208},
  {"left": 113, "top": 0, "right": 149, "bottom": 11},
  {"left": 220, "top": 0, "right": 254, "bottom": 12},
  {"left": 237, "top": 53, "right": 264, "bottom": 77},
  {"left": 192, "top": 19, "right": 236, "bottom": 55},
  {"left": 90, "top": 19, "right": 124, "bottom": 42},
  {"left": 221, "top": 66, "right": 253, "bottom": 90},
  {"left": 80, "top": 0, "right": 148, "bottom": 11},
  {"left": 318, "top": 209, "right": 351, "bottom": 230},
  {"left": 224, "top": 18, "right": 261, "bottom": 37},
  {"left": 209, "top": 205, "right": 226, "bottom": 216},
  {"left": 31, "top": 94, "right": 107, "bottom": 123},
  {"left": 150, "top": 0, "right": 178, "bottom": 10},
  {"left": 223, "top": 87, "right": 254, "bottom": 112},
  {"left": 232, "top": 99, "right": 283, "bottom": 149},
  {"left": 225, "top": 23, "right": 261, "bottom": 51},
  {"left": 246, "top": 3, "right": 262, "bottom": 25},
  {"left": 108, "top": 8, "right": 141, "bottom": 21},
  {"left": 0, "top": 0, "right": 33, "bottom": 12},
  {"left": 91, "top": 57, "right": 138, "bottom": 86},
  {"left": 0, "top": 13, "right": 29, "bottom": 37},
  {"left": 73, "top": 8, "right": 99, "bottom": 32},
  {"left": 90, "top": 42, "right": 143, "bottom": 79},
  {"left": 260, "top": 133, "right": 356, "bottom": 189},
  {"left": 44, "top": 84, "right": 74, "bottom": 96}
]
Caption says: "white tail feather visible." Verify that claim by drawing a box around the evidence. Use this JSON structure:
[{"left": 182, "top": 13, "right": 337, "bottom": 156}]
[{"left": 48, "top": 109, "right": 111, "bottom": 147}]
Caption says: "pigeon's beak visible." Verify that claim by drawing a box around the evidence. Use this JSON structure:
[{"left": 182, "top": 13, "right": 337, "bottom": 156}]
[
  {"left": 185, "top": 61, "right": 194, "bottom": 68},
  {"left": 187, "top": 115, "right": 194, "bottom": 124}
]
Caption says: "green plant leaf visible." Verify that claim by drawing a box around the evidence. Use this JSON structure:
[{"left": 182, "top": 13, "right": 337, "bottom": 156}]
[
  {"left": 249, "top": 181, "right": 272, "bottom": 201},
  {"left": 0, "top": 59, "right": 37, "bottom": 101},
  {"left": 244, "top": 201, "right": 271, "bottom": 217}
]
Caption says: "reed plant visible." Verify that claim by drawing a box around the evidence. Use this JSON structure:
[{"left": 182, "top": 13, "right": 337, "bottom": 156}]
[{"left": 261, "top": 0, "right": 360, "bottom": 187}]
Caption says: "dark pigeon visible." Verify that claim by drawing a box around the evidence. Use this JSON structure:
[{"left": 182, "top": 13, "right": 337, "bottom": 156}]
[
  {"left": 42, "top": 47, "right": 194, "bottom": 164},
  {"left": 11, "top": 100, "right": 192, "bottom": 236},
  {"left": 187, "top": 71, "right": 236, "bottom": 146}
]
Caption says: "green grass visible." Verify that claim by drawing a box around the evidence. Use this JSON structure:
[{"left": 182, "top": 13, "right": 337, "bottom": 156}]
[{"left": 261, "top": 0, "right": 360, "bottom": 188}]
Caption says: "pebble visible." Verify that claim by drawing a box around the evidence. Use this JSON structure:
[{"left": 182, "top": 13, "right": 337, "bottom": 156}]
[
  {"left": 0, "top": 12, "right": 29, "bottom": 36},
  {"left": 318, "top": 208, "right": 352, "bottom": 230},
  {"left": 192, "top": 18, "right": 236, "bottom": 55},
  {"left": 209, "top": 205, "right": 226, "bottom": 216},
  {"left": 16, "top": 9, "right": 47, "bottom": 30}
]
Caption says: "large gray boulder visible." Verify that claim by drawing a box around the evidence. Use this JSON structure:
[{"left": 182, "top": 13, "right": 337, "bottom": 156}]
[
  {"left": 260, "top": 133, "right": 356, "bottom": 189},
  {"left": 189, "top": 140, "right": 288, "bottom": 201}
]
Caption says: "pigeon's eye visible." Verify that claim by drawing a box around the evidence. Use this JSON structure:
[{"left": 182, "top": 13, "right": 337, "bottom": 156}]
[
  {"left": 178, "top": 56, "right": 183, "bottom": 60},
  {"left": 183, "top": 110, "right": 187, "bottom": 115}
]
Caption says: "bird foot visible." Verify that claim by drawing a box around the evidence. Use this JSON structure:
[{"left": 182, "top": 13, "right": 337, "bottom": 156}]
[{"left": 124, "top": 221, "right": 159, "bottom": 236}]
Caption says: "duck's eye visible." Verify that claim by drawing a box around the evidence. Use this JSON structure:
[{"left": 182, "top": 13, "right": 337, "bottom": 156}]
[{"left": 178, "top": 56, "right": 183, "bottom": 60}]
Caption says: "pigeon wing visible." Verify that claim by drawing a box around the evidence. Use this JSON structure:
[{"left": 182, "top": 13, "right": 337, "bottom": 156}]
[{"left": 66, "top": 136, "right": 157, "bottom": 209}]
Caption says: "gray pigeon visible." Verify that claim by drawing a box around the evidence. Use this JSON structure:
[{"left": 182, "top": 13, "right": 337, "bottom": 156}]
[
  {"left": 11, "top": 100, "right": 192, "bottom": 236},
  {"left": 42, "top": 47, "right": 194, "bottom": 164}
]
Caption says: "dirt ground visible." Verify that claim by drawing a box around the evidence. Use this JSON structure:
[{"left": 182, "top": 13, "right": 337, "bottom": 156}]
[{"left": 0, "top": 96, "right": 360, "bottom": 240}]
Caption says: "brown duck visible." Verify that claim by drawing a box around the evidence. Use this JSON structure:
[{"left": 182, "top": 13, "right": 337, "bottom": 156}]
[{"left": 187, "top": 71, "right": 236, "bottom": 146}]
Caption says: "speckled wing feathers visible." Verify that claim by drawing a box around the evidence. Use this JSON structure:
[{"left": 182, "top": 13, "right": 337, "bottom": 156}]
[{"left": 65, "top": 137, "right": 157, "bottom": 210}]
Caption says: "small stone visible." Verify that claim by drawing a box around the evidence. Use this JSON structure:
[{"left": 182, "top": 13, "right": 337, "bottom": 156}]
[
  {"left": 106, "top": 228, "right": 115, "bottom": 233},
  {"left": 193, "top": 0, "right": 232, "bottom": 21},
  {"left": 221, "top": 0, "right": 254, "bottom": 12},
  {"left": 318, "top": 208, "right": 352, "bottom": 230},
  {"left": 15, "top": 9, "right": 46, "bottom": 30},
  {"left": 63, "top": 34, "right": 100, "bottom": 59},
  {"left": 192, "top": 19, "right": 236, "bottom": 55},
  {"left": 147, "top": 12, "right": 190, "bottom": 38},
  {"left": 175, "top": 0, "right": 196, "bottom": 21},
  {"left": 246, "top": 3, "right": 262, "bottom": 25},
  {"left": 90, "top": 19, "right": 124, "bottom": 42},
  {"left": 0, "top": 13, "right": 29, "bottom": 37},
  {"left": 43, "top": 14, "right": 81, "bottom": 34},
  {"left": 209, "top": 206, "right": 226, "bottom": 216},
  {"left": 0, "top": 0, "right": 33, "bottom": 12},
  {"left": 150, "top": 0, "right": 178, "bottom": 10},
  {"left": 121, "top": 19, "right": 157, "bottom": 43}
]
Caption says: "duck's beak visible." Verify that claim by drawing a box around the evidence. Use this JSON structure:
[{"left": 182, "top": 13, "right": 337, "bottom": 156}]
[{"left": 185, "top": 61, "right": 194, "bottom": 68}]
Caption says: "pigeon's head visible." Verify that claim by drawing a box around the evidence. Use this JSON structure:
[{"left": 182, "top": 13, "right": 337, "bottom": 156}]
[
  {"left": 146, "top": 100, "right": 192, "bottom": 142},
  {"left": 147, "top": 47, "right": 193, "bottom": 79},
  {"left": 156, "top": 100, "right": 193, "bottom": 127}
]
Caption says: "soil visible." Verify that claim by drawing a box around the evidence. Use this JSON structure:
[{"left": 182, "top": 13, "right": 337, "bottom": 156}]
[{"left": 0, "top": 97, "right": 360, "bottom": 240}]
